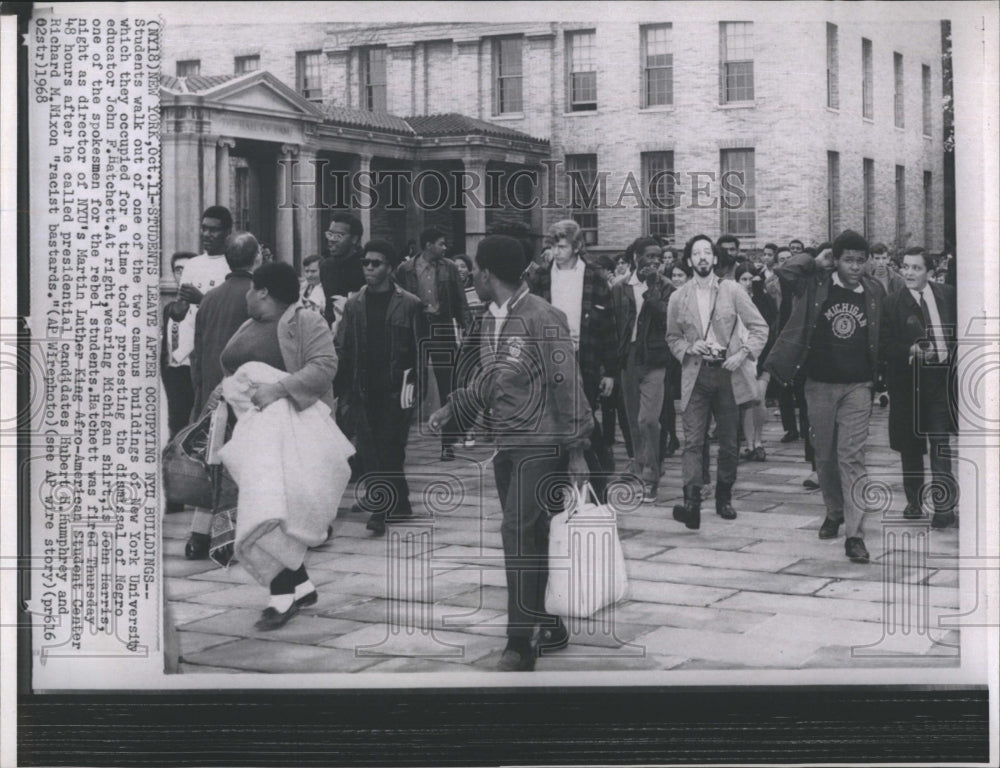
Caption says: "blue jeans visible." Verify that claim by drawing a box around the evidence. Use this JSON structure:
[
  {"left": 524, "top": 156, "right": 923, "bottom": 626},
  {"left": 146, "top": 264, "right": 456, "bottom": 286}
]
[{"left": 804, "top": 379, "right": 873, "bottom": 539}]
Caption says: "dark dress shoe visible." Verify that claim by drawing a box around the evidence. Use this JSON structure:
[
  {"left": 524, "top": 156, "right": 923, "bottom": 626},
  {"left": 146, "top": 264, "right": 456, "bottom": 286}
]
[
  {"left": 184, "top": 532, "right": 210, "bottom": 560},
  {"left": 295, "top": 589, "right": 318, "bottom": 608},
  {"left": 845, "top": 537, "right": 870, "bottom": 564},
  {"left": 802, "top": 473, "right": 820, "bottom": 490},
  {"left": 497, "top": 646, "right": 536, "bottom": 672},
  {"left": 818, "top": 517, "right": 842, "bottom": 540},
  {"left": 780, "top": 431, "right": 799, "bottom": 443},
  {"left": 931, "top": 510, "right": 956, "bottom": 529},
  {"left": 536, "top": 619, "right": 569, "bottom": 656},
  {"left": 902, "top": 503, "right": 924, "bottom": 520},
  {"left": 440, "top": 446, "right": 455, "bottom": 461},
  {"left": 254, "top": 602, "right": 300, "bottom": 631},
  {"left": 752, "top": 446, "right": 767, "bottom": 462},
  {"left": 716, "top": 503, "right": 737, "bottom": 520},
  {"left": 366, "top": 513, "right": 386, "bottom": 536}
]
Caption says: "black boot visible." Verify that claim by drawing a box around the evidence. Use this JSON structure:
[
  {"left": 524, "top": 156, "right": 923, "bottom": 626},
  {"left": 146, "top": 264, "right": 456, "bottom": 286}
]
[
  {"left": 716, "top": 481, "right": 737, "bottom": 520},
  {"left": 672, "top": 485, "right": 701, "bottom": 530}
]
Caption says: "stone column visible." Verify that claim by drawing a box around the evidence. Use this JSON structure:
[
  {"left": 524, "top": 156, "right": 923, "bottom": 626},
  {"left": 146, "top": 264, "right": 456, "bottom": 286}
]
[
  {"left": 530, "top": 162, "right": 547, "bottom": 247},
  {"left": 355, "top": 153, "right": 373, "bottom": 239},
  {"left": 463, "top": 158, "right": 488, "bottom": 257},
  {"left": 296, "top": 148, "right": 320, "bottom": 263},
  {"left": 275, "top": 144, "right": 299, "bottom": 264},
  {"left": 215, "top": 138, "right": 236, "bottom": 209},
  {"left": 200, "top": 136, "right": 218, "bottom": 210}
]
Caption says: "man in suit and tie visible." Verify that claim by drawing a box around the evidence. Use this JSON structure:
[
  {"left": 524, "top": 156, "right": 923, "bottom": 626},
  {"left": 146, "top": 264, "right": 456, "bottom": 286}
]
[
  {"left": 299, "top": 254, "right": 326, "bottom": 317},
  {"left": 879, "top": 248, "right": 958, "bottom": 529}
]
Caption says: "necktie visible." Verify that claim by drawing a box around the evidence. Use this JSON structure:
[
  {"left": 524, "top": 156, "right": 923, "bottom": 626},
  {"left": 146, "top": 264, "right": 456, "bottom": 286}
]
[
  {"left": 170, "top": 321, "right": 179, "bottom": 352},
  {"left": 919, "top": 291, "right": 945, "bottom": 363}
]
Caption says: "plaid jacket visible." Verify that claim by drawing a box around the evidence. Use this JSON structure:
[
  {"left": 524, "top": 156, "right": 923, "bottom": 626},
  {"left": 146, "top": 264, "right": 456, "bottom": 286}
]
[{"left": 526, "top": 260, "right": 619, "bottom": 386}]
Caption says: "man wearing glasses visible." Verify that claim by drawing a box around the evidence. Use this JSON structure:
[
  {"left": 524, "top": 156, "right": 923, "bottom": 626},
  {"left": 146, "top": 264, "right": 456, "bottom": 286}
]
[
  {"left": 335, "top": 240, "right": 424, "bottom": 535},
  {"left": 319, "top": 212, "right": 366, "bottom": 325}
]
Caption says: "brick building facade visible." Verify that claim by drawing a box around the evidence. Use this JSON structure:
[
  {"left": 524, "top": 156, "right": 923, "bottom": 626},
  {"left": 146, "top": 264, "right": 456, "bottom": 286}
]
[{"left": 162, "top": 16, "right": 945, "bottom": 270}]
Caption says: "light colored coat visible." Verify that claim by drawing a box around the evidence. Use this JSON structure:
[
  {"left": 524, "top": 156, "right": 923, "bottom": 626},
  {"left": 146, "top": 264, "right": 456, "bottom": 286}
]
[{"left": 666, "top": 276, "right": 769, "bottom": 411}]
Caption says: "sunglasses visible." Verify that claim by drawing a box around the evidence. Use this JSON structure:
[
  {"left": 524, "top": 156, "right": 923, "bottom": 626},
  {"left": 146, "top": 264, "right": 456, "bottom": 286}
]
[{"left": 361, "top": 258, "right": 386, "bottom": 268}]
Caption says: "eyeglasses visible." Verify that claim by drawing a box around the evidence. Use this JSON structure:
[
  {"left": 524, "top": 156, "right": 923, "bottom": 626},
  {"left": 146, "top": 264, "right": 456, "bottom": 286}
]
[
  {"left": 361, "top": 259, "right": 385, "bottom": 268},
  {"left": 324, "top": 230, "right": 348, "bottom": 241}
]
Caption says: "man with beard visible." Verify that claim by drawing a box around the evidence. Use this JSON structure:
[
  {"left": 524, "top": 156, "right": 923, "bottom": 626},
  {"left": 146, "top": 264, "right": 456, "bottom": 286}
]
[
  {"left": 666, "top": 235, "right": 768, "bottom": 529},
  {"left": 335, "top": 240, "right": 424, "bottom": 536},
  {"left": 765, "top": 230, "right": 885, "bottom": 563},
  {"left": 714, "top": 234, "right": 744, "bottom": 281},
  {"left": 319, "top": 212, "right": 366, "bottom": 324}
]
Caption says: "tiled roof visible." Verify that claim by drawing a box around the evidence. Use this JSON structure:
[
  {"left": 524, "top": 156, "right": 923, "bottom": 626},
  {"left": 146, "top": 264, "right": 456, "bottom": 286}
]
[
  {"left": 323, "top": 106, "right": 416, "bottom": 136},
  {"left": 160, "top": 73, "right": 243, "bottom": 94},
  {"left": 404, "top": 113, "right": 547, "bottom": 143}
]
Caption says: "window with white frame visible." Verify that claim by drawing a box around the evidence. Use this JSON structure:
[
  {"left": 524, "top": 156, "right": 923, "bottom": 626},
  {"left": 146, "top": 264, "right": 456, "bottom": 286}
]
[
  {"left": 720, "top": 22, "right": 754, "bottom": 103},
  {"left": 641, "top": 24, "right": 673, "bottom": 108},
  {"left": 720, "top": 149, "right": 755, "bottom": 235},
  {"left": 863, "top": 158, "right": 875, "bottom": 239},
  {"left": 492, "top": 37, "right": 524, "bottom": 114},
  {"left": 922, "top": 64, "right": 932, "bottom": 136},
  {"left": 827, "top": 151, "right": 841, "bottom": 240},
  {"left": 565, "top": 154, "right": 599, "bottom": 243},
  {"left": 176, "top": 59, "right": 200, "bottom": 77},
  {"left": 567, "top": 31, "right": 597, "bottom": 111},
  {"left": 862, "top": 38, "right": 874, "bottom": 119},
  {"left": 895, "top": 164, "right": 906, "bottom": 245},
  {"left": 642, "top": 152, "right": 676, "bottom": 237},
  {"left": 296, "top": 50, "right": 322, "bottom": 103},
  {"left": 894, "top": 52, "right": 904, "bottom": 128},
  {"left": 826, "top": 23, "right": 839, "bottom": 109},
  {"left": 234, "top": 55, "right": 260, "bottom": 75},
  {"left": 360, "top": 47, "right": 387, "bottom": 112}
]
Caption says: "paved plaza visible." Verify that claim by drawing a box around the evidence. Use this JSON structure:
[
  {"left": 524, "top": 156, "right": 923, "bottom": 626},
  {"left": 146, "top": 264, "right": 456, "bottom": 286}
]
[{"left": 164, "top": 406, "right": 961, "bottom": 675}]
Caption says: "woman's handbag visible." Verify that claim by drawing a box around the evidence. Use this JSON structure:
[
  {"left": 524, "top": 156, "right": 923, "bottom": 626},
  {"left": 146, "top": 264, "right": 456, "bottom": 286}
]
[
  {"left": 545, "top": 483, "right": 629, "bottom": 619},
  {"left": 162, "top": 396, "right": 237, "bottom": 509}
]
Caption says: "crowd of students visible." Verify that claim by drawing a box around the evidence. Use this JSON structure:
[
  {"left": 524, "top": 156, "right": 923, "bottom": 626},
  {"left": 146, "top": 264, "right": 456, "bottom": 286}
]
[{"left": 162, "top": 204, "right": 958, "bottom": 664}]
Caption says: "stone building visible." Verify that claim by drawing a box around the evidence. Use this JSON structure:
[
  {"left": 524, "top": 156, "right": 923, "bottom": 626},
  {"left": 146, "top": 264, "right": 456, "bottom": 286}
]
[{"left": 162, "top": 15, "right": 945, "bottom": 270}]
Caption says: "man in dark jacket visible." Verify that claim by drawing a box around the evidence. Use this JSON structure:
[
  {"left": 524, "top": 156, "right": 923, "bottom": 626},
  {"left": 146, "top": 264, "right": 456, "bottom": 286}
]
[
  {"left": 612, "top": 238, "right": 673, "bottom": 503},
  {"left": 527, "top": 219, "right": 618, "bottom": 498},
  {"left": 319, "top": 211, "right": 366, "bottom": 324},
  {"left": 335, "top": 240, "right": 425, "bottom": 536},
  {"left": 429, "top": 235, "right": 592, "bottom": 672},
  {"left": 879, "top": 248, "right": 958, "bottom": 529},
  {"left": 394, "top": 227, "right": 470, "bottom": 460},
  {"left": 764, "top": 230, "right": 886, "bottom": 564},
  {"left": 184, "top": 232, "right": 259, "bottom": 559}
]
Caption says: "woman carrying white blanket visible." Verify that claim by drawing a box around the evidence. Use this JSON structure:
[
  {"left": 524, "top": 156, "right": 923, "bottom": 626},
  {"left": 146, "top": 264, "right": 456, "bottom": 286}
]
[{"left": 217, "top": 262, "right": 353, "bottom": 631}]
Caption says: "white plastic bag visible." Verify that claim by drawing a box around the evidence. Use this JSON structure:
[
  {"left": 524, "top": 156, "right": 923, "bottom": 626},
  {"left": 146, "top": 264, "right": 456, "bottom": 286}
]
[{"left": 545, "top": 483, "right": 629, "bottom": 619}]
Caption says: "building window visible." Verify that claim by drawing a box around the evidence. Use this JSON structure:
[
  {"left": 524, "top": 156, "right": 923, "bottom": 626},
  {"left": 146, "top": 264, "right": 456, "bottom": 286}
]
[
  {"left": 359, "top": 47, "right": 387, "bottom": 112},
  {"left": 922, "top": 64, "right": 933, "bottom": 136},
  {"left": 567, "top": 31, "right": 597, "bottom": 111},
  {"left": 895, "top": 164, "right": 906, "bottom": 245},
  {"left": 720, "top": 148, "right": 755, "bottom": 236},
  {"left": 827, "top": 151, "right": 841, "bottom": 240},
  {"left": 862, "top": 38, "right": 874, "bottom": 119},
  {"left": 826, "top": 23, "right": 839, "bottom": 109},
  {"left": 642, "top": 152, "right": 676, "bottom": 238},
  {"left": 720, "top": 22, "right": 754, "bottom": 103},
  {"left": 296, "top": 50, "right": 322, "bottom": 102},
  {"left": 863, "top": 158, "right": 875, "bottom": 240},
  {"left": 641, "top": 24, "right": 673, "bottom": 108},
  {"left": 234, "top": 55, "right": 260, "bottom": 75},
  {"left": 565, "top": 154, "right": 599, "bottom": 244},
  {"left": 894, "top": 52, "right": 904, "bottom": 128},
  {"left": 234, "top": 166, "right": 251, "bottom": 234},
  {"left": 176, "top": 59, "right": 200, "bottom": 77},
  {"left": 923, "top": 171, "right": 933, "bottom": 247},
  {"left": 492, "top": 37, "right": 524, "bottom": 115}
]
